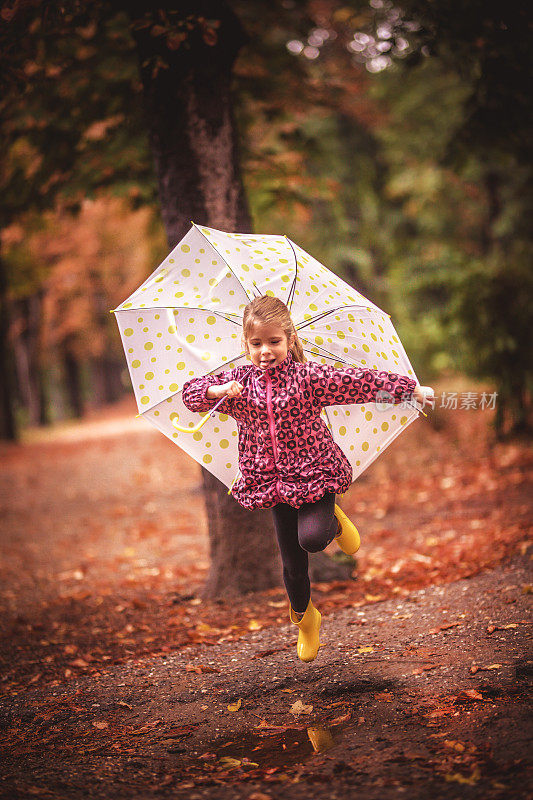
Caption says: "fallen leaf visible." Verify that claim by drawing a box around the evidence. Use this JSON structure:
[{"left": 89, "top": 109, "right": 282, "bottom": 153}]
[
  {"left": 69, "top": 658, "right": 89, "bottom": 669},
  {"left": 412, "top": 663, "right": 439, "bottom": 675},
  {"left": 290, "top": 700, "right": 313, "bottom": 715},
  {"left": 218, "top": 756, "right": 242, "bottom": 768},
  {"left": 445, "top": 739, "right": 465, "bottom": 752},
  {"left": 358, "top": 646, "right": 374, "bottom": 654},
  {"left": 428, "top": 622, "right": 460, "bottom": 634},
  {"left": 248, "top": 619, "right": 262, "bottom": 631},
  {"left": 92, "top": 721, "right": 109, "bottom": 729},
  {"left": 445, "top": 766, "right": 480, "bottom": 785},
  {"left": 117, "top": 700, "right": 133, "bottom": 709},
  {"left": 454, "top": 689, "right": 484, "bottom": 703},
  {"left": 227, "top": 698, "right": 242, "bottom": 712},
  {"left": 185, "top": 664, "right": 219, "bottom": 674}
]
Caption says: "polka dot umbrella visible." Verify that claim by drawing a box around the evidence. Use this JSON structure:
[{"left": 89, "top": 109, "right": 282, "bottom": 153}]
[{"left": 113, "top": 222, "right": 421, "bottom": 491}]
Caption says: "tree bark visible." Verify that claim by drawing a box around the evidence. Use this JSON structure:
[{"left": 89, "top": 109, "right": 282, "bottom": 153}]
[
  {"left": 12, "top": 291, "right": 48, "bottom": 426},
  {"left": 130, "top": 1, "right": 281, "bottom": 598},
  {"left": 0, "top": 254, "right": 17, "bottom": 440},
  {"left": 63, "top": 348, "right": 84, "bottom": 418}
]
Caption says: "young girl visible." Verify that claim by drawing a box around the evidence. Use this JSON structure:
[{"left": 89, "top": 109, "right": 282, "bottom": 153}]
[{"left": 182, "top": 295, "right": 434, "bottom": 663}]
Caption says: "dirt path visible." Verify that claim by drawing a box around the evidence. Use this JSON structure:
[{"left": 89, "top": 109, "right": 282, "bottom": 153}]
[
  {"left": 0, "top": 396, "right": 531, "bottom": 797},
  {"left": 1, "top": 555, "right": 531, "bottom": 799}
]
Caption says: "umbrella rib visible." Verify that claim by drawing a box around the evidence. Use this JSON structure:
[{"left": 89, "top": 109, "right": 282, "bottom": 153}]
[
  {"left": 193, "top": 224, "right": 255, "bottom": 302},
  {"left": 300, "top": 338, "right": 364, "bottom": 369},
  {"left": 295, "top": 302, "right": 385, "bottom": 333},
  {"left": 116, "top": 305, "right": 243, "bottom": 327},
  {"left": 283, "top": 237, "right": 298, "bottom": 311}
]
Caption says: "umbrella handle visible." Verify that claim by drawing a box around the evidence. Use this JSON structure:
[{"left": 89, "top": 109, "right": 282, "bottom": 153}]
[{"left": 171, "top": 394, "right": 227, "bottom": 433}]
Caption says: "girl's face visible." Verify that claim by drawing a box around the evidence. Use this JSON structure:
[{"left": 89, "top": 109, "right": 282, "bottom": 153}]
[{"left": 245, "top": 321, "right": 294, "bottom": 370}]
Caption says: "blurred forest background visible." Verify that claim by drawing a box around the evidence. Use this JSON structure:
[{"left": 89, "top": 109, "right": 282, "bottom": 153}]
[{"left": 1, "top": 0, "right": 531, "bottom": 441}]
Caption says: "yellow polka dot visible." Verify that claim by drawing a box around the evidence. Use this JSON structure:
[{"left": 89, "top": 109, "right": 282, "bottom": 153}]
[
  {"left": 362, "top": 441, "right": 369, "bottom": 451},
  {"left": 144, "top": 342, "right": 153, "bottom": 351},
  {"left": 141, "top": 396, "right": 150, "bottom": 405},
  {"left": 381, "top": 422, "right": 389, "bottom": 431},
  {"left": 337, "top": 331, "right": 345, "bottom": 340},
  {"left": 168, "top": 326, "right": 176, "bottom": 334},
  {"left": 206, "top": 316, "right": 216, "bottom": 325},
  {"left": 124, "top": 328, "right": 133, "bottom": 337},
  {"left": 169, "top": 383, "right": 179, "bottom": 391},
  {"left": 122, "top": 303, "right": 132, "bottom": 309},
  {"left": 181, "top": 269, "right": 190, "bottom": 277},
  {"left": 339, "top": 426, "right": 346, "bottom": 436},
  {"left": 400, "top": 416, "right": 407, "bottom": 425},
  {"left": 181, "top": 244, "right": 190, "bottom": 252},
  {"left": 132, "top": 360, "right": 141, "bottom": 368},
  {"left": 219, "top": 439, "right": 229, "bottom": 449},
  {"left": 203, "top": 454, "right": 212, "bottom": 464},
  {"left": 365, "top": 411, "right": 373, "bottom": 421},
  {"left": 193, "top": 432, "right": 202, "bottom": 441},
  {"left": 219, "top": 413, "right": 229, "bottom": 422},
  {"left": 145, "top": 372, "right": 154, "bottom": 380},
  {"left": 315, "top": 336, "right": 323, "bottom": 345},
  {"left": 201, "top": 352, "right": 211, "bottom": 361},
  {"left": 186, "top": 334, "right": 195, "bottom": 343},
  {"left": 177, "top": 362, "right": 185, "bottom": 369}
]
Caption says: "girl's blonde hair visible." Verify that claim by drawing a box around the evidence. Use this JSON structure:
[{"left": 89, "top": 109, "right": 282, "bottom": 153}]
[{"left": 242, "top": 295, "right": 306, "bottom": 363}]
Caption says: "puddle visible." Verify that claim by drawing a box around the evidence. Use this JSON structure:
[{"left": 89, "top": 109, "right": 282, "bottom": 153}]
[{"left": 202, "top": 718, "right": 349, "bottom": 770}]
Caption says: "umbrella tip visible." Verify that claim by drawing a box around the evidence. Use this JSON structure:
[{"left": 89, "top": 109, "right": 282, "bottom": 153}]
[
  {"left": 109, "top": 309, "right": 115, "bottom": 314},
  {"left": 135, "top": 414, "right": 141, "bottom": 418}
]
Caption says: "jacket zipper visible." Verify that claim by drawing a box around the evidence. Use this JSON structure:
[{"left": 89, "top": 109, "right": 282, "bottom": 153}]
[{"left": 265, "top": 373, "right": 279, "bottom": 467}]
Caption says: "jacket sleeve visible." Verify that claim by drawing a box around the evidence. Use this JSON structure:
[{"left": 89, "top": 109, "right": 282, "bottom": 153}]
[
  {"left": 308, "top": 362, "right": 417, "bottom": 408},
  {"left": 181, "top": 368, "right": 238, "bottom": 415}
]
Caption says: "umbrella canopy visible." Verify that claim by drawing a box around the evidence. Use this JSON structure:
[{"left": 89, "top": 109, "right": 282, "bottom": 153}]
[{"left": 113, "top": 223, "right": 420, "bottom": 490}]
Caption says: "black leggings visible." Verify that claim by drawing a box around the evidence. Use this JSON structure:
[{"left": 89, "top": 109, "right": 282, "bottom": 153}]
[{"left": 271, "top": 491, "right": 339, "bottom": 613}]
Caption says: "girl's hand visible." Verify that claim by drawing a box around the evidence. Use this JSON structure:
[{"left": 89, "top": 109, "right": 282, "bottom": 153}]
[
  {"left": 413, "top": 384, "right": 435, "bottom": 409},
  {"left": 206, "top": 380, "right": 244, "bottom": 400}
]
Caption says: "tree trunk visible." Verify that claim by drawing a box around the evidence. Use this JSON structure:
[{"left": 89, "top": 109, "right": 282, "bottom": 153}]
[
  {"left": 0, "top": 254, "right": 17, "bottom": 440},
  {"left": 63, "top": 349, "right": 84, "bottom": 418},
  {"left": 12, "top": 291, "right": 48, "bottom": 426},
  {"left": 130, "top": 1, "right": 281, "bottom": 598}
]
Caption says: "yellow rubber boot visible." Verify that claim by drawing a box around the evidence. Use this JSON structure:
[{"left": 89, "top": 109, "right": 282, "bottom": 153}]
[
  {"left": 289, "top": 599, "right": 321, "bottom": 662},
  {"left": 333, "top": 503, "right": 361, "bottom": 555}
]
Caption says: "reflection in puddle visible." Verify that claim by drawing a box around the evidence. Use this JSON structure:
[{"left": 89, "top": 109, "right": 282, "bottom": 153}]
[{"left": 211, "top": 720, "right": 346, "bottom": 770}]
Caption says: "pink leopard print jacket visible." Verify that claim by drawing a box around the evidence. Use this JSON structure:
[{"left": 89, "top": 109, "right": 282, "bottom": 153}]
[{"left": 182, "top": 352, "right": 417, "bottom": 510}]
